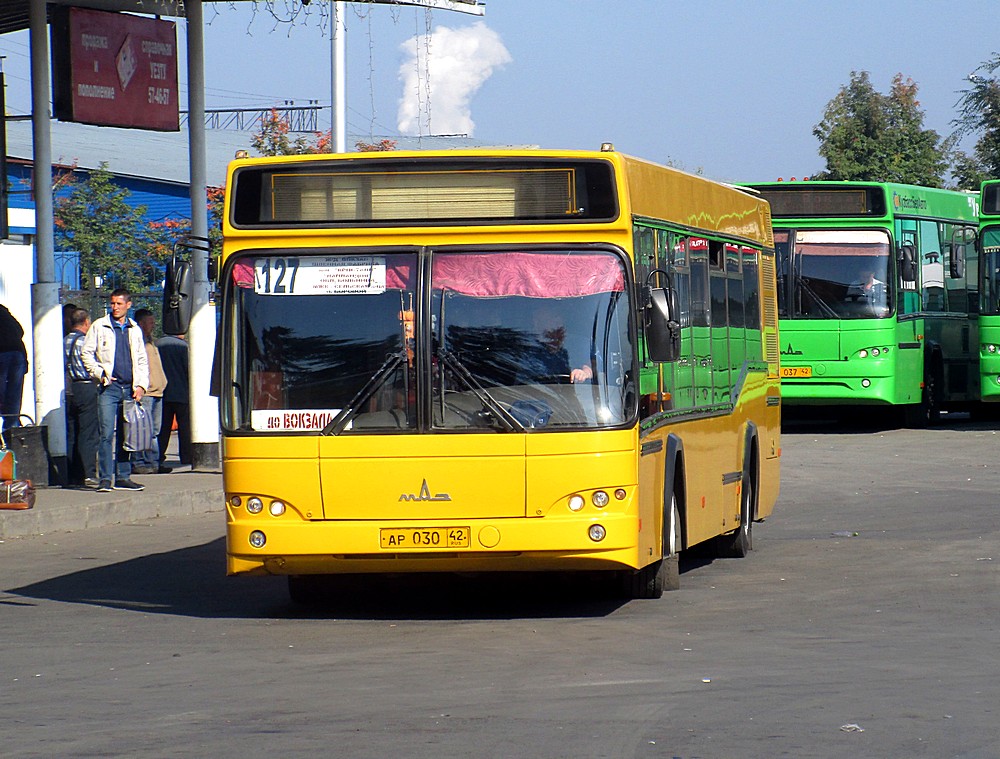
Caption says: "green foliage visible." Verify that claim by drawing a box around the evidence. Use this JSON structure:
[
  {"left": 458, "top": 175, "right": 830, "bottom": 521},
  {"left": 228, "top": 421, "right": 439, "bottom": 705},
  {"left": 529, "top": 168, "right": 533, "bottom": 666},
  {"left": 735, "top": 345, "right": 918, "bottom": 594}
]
[
  {"left": 54, "top": 163, "right": 174, "bottom": 293},
  {"left": 952, "top": 53, "right": 1000, "bottom": 189},
  {"left": 813, "top": 72, "right": 948, "bottom": 186}
]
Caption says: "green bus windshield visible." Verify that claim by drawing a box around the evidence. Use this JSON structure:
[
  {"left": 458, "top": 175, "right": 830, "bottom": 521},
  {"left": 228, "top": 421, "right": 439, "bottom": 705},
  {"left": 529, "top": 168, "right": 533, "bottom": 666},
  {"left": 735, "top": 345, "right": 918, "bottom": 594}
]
[{"left": 775, "top": 229, "right": 892, "bottom": 319}]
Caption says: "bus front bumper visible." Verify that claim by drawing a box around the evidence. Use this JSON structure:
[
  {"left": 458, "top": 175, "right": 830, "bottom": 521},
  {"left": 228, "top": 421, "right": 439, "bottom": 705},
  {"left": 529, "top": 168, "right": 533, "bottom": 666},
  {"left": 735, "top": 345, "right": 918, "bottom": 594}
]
[
  {"left": 780, "top": 363, "right": 917, "bottom": 406},
  {"left": 227, "top": 513, "right": 645, "bottom": 576}
]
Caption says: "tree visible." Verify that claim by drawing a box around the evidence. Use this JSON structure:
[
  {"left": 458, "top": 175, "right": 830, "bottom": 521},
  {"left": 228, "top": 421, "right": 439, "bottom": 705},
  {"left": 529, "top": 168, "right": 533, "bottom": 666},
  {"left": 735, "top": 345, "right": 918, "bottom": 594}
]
[
  {"left": 251, "top": 109, "right": 399, "bottom": 156},
  {"left": 813, "top": 71, "right": 949, "bottom": 186},
  {"left": 951, "top": 53, "right": 1000, "bottom": 189},
  {"left": 355, "top": 139, "right": 398, "bottom": 152},
  {"left": 251, "top": 108, "right": 328, "bottom": 156},
  {"left": 54, "top": 163, "right": 173, "bottom": 293}
]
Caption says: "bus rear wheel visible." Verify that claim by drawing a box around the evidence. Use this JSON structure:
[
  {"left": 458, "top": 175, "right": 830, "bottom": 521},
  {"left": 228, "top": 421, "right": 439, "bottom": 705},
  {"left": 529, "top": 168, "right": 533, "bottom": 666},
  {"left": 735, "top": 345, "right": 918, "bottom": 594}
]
[{"left": 716, "top": 466, "right": 754, "bottom": 558}]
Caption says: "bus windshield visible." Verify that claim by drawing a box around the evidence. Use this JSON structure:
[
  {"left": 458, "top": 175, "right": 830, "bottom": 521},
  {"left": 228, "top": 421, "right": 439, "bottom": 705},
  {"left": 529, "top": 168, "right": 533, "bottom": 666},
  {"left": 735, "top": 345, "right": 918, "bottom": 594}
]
[
  {"left": 775, "top": 228, "right": 892, "bottom": 319},
  {"left": 223, "top": 249, "right": 634, "bottom": 433}
]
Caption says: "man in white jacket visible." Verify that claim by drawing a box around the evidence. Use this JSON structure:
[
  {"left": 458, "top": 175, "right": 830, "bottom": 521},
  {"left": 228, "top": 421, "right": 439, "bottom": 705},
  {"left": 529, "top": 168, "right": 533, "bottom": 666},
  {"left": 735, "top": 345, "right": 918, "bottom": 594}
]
[{"left": 81, "top": 288, "right": 150, "bottom": 492}]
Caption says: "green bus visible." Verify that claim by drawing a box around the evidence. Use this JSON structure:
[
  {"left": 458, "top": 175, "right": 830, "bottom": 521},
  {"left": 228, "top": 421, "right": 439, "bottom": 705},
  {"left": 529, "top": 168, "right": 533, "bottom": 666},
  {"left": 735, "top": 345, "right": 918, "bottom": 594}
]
[
  {"left": 745, "top": 181, "right": 980, "bottom": 425},
  {"left": 979, "top": 180, "right": 1000, "bottom": 403}
]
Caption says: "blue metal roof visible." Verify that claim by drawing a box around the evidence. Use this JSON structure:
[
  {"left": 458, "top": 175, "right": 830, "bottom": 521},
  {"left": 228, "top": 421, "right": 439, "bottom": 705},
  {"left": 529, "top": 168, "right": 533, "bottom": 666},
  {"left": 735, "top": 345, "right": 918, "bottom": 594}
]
[{"left": 5, "top": 119, "right": 499, "bottom": 189}]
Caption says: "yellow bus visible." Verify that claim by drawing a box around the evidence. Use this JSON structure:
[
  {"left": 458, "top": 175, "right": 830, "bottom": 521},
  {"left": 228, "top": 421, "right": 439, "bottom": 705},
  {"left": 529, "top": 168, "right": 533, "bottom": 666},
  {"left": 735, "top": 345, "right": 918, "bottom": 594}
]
[{"left": 209, "top": 147, "right": 781, "bottom": 601}]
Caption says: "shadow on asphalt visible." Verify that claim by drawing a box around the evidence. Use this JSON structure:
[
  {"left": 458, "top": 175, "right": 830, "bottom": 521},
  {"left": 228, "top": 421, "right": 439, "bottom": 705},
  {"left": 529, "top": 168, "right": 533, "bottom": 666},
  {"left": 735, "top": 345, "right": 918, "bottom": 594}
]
[
  {"left": 782, "top": 408, "right": 999, "bottom": 435},
  {"left": 4, "top": 538, "right": 712, "bottom": 620}
]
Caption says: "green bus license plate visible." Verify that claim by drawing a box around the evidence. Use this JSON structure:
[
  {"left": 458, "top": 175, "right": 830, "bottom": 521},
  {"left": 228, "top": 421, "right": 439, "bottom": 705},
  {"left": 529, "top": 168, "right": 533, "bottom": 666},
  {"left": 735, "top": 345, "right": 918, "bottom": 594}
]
[
  {"left": 380, "top": 527, "right": 470, "bottom": 549},
  {"left": 781, "top": 366, "right": 812, "bottom": 378}
]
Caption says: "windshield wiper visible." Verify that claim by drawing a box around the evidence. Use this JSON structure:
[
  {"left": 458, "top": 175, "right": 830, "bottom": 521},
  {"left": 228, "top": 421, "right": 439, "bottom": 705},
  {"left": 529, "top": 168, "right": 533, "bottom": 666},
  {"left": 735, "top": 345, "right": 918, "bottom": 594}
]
[
  {"left": 795, "top": 274, "right": 840, "bottom": 318},
  {"left": 436, "top": 348, "right": 525, "bottom": 432},
  {"left": 322, "top": 351, "right": 406, "bottom": 435}
]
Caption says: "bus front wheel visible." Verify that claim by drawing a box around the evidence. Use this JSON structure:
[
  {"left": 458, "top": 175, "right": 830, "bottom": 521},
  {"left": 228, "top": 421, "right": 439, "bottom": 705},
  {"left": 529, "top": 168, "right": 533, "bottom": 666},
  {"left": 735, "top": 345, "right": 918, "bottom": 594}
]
[
  {"left": 622, "top": 493, "right": 681, "bottom": 599},
  {"left": 903, "top": 362, "right": 942, "bottom": 428}
]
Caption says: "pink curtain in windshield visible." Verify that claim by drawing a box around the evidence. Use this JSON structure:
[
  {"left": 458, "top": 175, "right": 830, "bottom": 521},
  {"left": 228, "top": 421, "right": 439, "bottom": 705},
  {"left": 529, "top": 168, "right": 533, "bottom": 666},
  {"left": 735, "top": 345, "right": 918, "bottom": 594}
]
[
  {"left": 233, "top": 252, "right": 624, "bottom": 297},
  {"left": 433, "top": 252, "right": 624, "bottom": 297}
]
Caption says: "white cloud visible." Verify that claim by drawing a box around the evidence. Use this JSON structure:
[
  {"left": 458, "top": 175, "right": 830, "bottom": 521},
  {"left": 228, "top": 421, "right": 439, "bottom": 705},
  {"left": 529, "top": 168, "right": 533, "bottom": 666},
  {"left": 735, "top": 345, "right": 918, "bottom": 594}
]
[{"left": 397, "top": 21, "right": 511, "bottom": 136}]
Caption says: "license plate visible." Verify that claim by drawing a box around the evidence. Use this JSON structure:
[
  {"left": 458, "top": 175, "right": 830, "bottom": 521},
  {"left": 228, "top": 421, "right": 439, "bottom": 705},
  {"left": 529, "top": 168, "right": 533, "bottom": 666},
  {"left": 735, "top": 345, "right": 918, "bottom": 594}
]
[
  {"left": 380, "top": 526, "right": 470, "bottom": 549},
  {"left": 781, "top": 366, "right": 812, "bottom": 378}
]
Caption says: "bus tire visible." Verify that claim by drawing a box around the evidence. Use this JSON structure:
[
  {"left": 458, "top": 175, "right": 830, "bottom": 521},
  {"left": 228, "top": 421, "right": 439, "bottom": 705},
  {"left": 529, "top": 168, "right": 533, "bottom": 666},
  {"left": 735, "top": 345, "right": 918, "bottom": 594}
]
[
  {"left": 716, "top": 453, "right": 755, "bottom": 558},
  {"left": 622, "top": 492, "right": 681, "bottom": 598},
  {"left": 904, "top": 356, "right": 942, "bottom": 428}
]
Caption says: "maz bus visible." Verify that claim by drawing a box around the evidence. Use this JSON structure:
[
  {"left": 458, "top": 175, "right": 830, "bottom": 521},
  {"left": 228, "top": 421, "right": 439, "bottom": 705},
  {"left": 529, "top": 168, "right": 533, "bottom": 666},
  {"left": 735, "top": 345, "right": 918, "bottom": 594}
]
[
  {"left": 746, "top": 181, "right": 980, "bottom": 425},
  {"left": 197, "top": 148, "right": 781, "bottom": 602},
  {"left": 979, "top": 180, "right": 1000, "bottom": 403}
]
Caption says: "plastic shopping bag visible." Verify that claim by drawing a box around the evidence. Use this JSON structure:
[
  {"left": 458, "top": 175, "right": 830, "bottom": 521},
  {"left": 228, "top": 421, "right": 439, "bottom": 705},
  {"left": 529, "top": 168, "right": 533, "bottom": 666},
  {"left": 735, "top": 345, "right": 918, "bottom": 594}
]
[{"left": 123, "top": 400, "right": 154, "bottom": 453}]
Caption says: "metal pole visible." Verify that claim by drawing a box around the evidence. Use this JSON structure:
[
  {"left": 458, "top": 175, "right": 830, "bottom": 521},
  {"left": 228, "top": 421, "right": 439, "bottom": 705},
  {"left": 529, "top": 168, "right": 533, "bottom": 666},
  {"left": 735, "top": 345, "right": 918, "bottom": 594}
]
[
  {"left": 185, "top": 0, "right": 220, "bottom": 469},
  {"left": 332, "top": 1, "right": 346, "bottom": 153},
  {"left": 28, "top": 0, "right": 67, "bottom": 484}
]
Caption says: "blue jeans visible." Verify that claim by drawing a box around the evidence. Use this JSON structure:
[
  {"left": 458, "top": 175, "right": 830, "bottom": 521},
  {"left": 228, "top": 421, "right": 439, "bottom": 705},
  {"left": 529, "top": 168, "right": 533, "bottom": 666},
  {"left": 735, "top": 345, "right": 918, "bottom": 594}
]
[
  {"left": 0, "top": 350, "right": 27, "bottom": 430},
  {"left": 97, "top": 383, "right": 133, "bottom": 482},
  {"left": 132, "top": 395, "right": 162, "bottom": 469}
]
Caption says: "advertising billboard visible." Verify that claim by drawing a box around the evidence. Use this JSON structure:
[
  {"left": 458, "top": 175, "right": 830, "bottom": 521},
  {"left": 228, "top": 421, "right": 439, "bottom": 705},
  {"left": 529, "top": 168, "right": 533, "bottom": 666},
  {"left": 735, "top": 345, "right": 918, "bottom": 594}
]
[{"left": 51, "top": 7, "right": 179, "bottom": 131}]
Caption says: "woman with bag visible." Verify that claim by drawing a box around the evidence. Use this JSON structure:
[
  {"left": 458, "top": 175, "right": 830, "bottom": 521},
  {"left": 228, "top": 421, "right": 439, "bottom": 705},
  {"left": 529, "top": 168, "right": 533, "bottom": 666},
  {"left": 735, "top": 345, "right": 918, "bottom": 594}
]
[{"left": 130, "top": 309, "right": 167, "bottom": 474}]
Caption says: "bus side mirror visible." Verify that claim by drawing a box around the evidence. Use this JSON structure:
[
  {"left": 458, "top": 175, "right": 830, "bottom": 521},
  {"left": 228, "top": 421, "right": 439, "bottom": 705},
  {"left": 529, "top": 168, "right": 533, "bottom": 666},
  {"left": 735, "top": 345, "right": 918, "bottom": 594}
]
[
  {"left": 644, "top": 286, "right": 680, "bottom": 363},
  {"left": 899, "top": 243, "right": 916, "bottom": 283},
  {"left": 949, "top": 244, "right": 965, "bottom": 279},
  {"left": 162, "top": 258, "right": 193, "bottom": 335}
]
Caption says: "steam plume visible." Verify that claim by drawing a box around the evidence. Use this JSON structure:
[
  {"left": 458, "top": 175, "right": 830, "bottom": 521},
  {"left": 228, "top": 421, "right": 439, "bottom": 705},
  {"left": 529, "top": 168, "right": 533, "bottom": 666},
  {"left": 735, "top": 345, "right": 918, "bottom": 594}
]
[{"left": 397, "top": 21, "right": 511, "bottom": 136}]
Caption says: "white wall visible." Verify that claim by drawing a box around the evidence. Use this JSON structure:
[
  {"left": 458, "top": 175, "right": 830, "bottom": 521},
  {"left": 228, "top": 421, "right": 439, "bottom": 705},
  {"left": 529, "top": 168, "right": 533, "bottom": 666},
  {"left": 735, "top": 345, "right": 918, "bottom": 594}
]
[{"left": 0, "top": 206, "right": 37, "bottom": 424}]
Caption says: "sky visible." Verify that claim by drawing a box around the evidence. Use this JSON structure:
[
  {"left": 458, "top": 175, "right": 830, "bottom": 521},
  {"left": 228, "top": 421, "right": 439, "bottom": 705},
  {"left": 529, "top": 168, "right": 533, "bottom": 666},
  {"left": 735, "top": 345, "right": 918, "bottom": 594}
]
[{"left": 1, "top": 0, "right": 998, "bottom": 184}]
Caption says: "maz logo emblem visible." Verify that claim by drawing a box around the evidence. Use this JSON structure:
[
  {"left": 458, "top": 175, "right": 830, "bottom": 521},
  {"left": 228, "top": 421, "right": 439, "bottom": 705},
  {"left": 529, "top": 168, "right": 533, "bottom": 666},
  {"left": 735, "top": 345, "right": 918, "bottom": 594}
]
[
  {"left": 399, "top": 479, "right": 452, "bottom": 502},
  {"left": 781, "top": 343, "right": 803, "bottom": 356}
]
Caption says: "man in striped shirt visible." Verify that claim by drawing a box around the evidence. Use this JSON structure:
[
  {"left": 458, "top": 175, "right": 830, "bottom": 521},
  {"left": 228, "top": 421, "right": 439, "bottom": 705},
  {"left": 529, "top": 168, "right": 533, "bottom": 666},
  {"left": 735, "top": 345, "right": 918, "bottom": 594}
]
[{"left": 64, "top": 307, "right": 99, "bottom": 488}]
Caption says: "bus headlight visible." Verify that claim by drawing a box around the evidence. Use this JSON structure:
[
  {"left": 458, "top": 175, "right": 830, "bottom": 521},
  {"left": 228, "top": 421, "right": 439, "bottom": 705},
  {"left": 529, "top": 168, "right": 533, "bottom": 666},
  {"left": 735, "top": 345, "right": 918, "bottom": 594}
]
[
  {"left": 592, "top": 490, "right": 610, "bottom": 508},
  {"left": 249, "top": 530, "right": 266, "bottom": 548},
  {"left": 987, "top": 344, "right": 998, "bottom": 354},
  {"left": 858, "top": 346, "right": 890, "bottom": 359},
  {"left": 269, "top": 501, "right": 286, "bottom": 516},
  {"left": 568, "top": 495, "right": 585, "bottom": 512},
  {"left": 246, "top": 497, "right": 264, "bottom": 514},
  {"left": 588, "top": 524, "right": 607, "bottom": 542}
]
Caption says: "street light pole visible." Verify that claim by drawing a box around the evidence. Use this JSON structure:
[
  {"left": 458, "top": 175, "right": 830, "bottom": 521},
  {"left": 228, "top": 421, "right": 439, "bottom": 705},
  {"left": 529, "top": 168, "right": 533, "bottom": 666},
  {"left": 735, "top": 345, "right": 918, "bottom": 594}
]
[
  {"left": 328, "top": 0, "right": 485, "bottom": 154},
  {"left": 332, "top": 1, "right": 346, "bottom": 153}
]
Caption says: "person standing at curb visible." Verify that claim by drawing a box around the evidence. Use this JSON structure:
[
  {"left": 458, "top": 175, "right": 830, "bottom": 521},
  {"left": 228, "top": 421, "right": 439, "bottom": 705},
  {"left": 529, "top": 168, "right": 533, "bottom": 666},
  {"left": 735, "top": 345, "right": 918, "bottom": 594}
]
[
  {"left": 81, "top": 288, "right": 149, "bottom": 492},
  {"left": 0, "top": 302, "right": 29, "bottom": 433},
  {"left": 156, "top": 332, "right": 190, "bottom": 469},
  {"left": 63, "top": 308, "right": 100, "bottom": 489},
  {"left": 131, "top": 309, "right": 168, "bottom": 474}
]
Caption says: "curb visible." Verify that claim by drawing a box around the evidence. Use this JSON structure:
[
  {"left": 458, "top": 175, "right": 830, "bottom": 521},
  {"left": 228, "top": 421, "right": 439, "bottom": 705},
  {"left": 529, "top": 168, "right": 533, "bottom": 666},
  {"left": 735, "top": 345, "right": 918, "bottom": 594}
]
[{"left": 0, "top": 472, "right": 224, "bottom": 539}]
